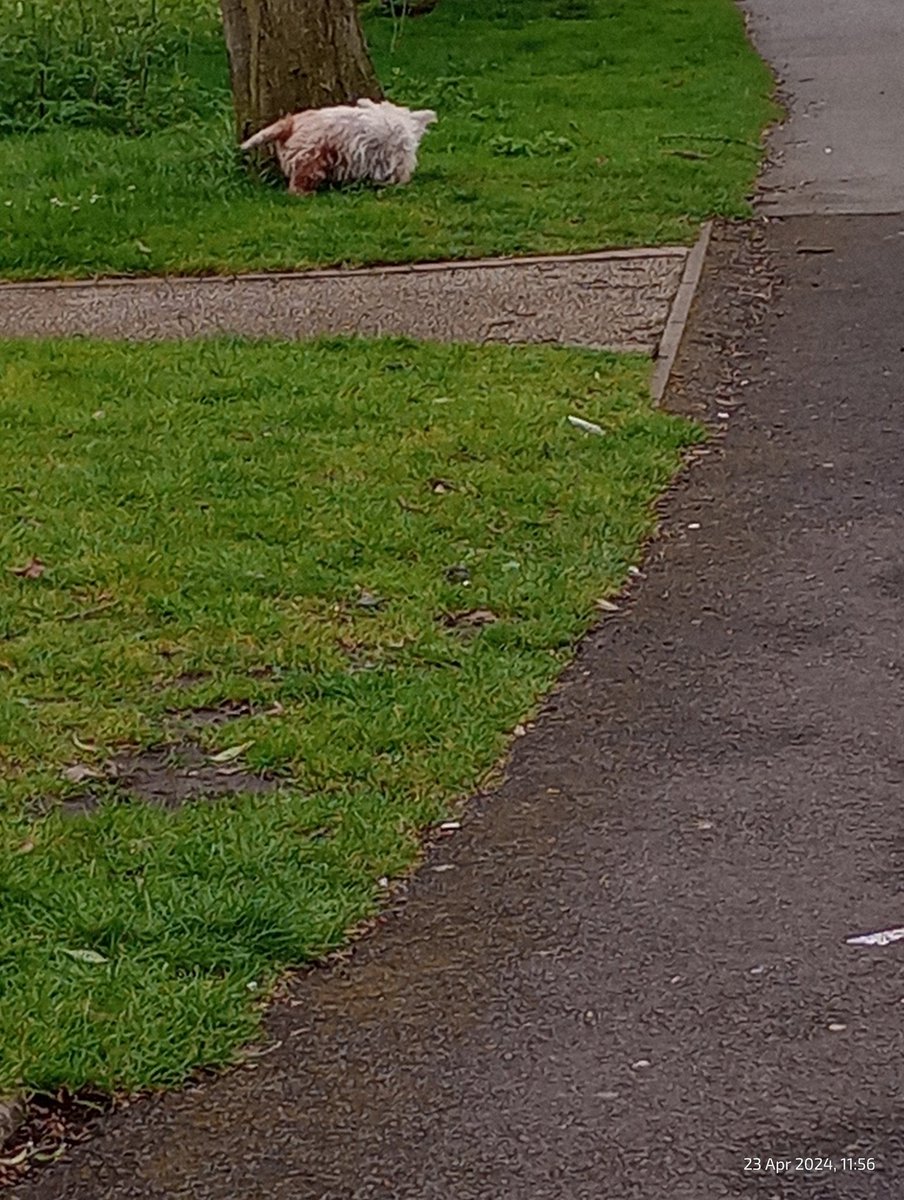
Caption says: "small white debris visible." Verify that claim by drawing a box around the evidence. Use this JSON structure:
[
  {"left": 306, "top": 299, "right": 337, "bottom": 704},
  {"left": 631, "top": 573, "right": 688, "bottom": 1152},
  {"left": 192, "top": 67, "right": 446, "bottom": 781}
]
[
  {"left": 246, "top": 980, "right": 258, "bottom": 990},
  {"left": 846, "top": 927, "right": 904, "bottom": 947},
  {"left": 433, "top": 863, "right": 456, "bottom": 873},
  {"left": 567, "top": 415, "right": 605, "bottom": 436},
  {"left": 824, "top": 147, "right": 833, "bottom": 154},
  {"left": 628, "top": 566, "right": 642, "bottom": 577},
  {"left": 439, "top": 820, "right": 461, "bottom": 831},
  {"left": 631, "top": 1059, "right": 652, "bottom": 1070},
  {"left": 377, "top": 876, "right": 389, "bottom": 888},
  {"left": 61, "top": 947, "right": 108, "bottom": 964},
  {"left": 717, "top": 411, "right": 731, "bottom": 420},
  {"left": 513, "top": 724, "right": 527, "bottom": 737},
  {"left": 596, "top": 598, "right": 619, "bottom": 612},
  {"left": 695, "top": 819, "right": 714, "bottom": 830},
  {"left": 687, "top": 522, "right": 701, "bottom": 530},
  {"left": 750, "top": 965, "right": 765, "bottom": 975},
  {"left": 670, "top": 975, "right": 682, "bottom": 985},
  {"left": 828, "top": 1022, "right": 847, "bottom": 1032}
]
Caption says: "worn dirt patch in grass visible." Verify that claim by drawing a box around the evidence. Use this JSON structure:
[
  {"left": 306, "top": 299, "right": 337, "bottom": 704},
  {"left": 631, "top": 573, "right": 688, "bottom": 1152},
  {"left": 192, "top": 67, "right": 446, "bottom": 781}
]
[
  {"left": 58, "top": 739, "right": 279, "bottom": 814},
  {"left": 108, "top": 743, "right": 278, "bottom": 805}
]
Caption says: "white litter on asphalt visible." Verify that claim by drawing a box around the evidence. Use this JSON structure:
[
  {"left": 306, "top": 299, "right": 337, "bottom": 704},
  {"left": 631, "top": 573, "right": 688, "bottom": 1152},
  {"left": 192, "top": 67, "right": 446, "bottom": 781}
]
[{"left": 846, "top": 927, "right": 904, "bottom": 947}]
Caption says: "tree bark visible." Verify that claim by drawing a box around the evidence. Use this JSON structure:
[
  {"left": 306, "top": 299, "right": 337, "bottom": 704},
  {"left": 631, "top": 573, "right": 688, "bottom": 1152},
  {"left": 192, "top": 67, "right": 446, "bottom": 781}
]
[{"left": 220, "top": 0, "right": 383, "bottom": 144}]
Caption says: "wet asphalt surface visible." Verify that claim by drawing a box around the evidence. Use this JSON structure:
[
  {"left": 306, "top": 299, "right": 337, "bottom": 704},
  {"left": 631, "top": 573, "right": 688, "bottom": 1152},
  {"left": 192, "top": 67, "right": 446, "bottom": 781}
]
[
  {"left": 742, "top": 0, "right": 904, "bottom": 215},
  {"left": 12, "top": 216, "right": 904, "bottom": 1199}
]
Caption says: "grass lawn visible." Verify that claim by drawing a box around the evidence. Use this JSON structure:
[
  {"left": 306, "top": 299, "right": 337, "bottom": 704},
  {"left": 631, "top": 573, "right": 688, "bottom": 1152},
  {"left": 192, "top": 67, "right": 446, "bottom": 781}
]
[
  {"left": 0, "top": 0, "right": 775, "bottom": 281},
  {"left": 0, "top": 337, "right": 701, "bottom": 1094}
]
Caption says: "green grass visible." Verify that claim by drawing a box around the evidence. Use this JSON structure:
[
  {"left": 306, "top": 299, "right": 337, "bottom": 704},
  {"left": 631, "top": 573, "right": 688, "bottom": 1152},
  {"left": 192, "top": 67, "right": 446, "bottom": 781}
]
[
  {"left": 0, "top": 337, "right": 701, "bottom": 1093},
  {"left": 0, "top": 0, "right": 776, "bottom": 281}
]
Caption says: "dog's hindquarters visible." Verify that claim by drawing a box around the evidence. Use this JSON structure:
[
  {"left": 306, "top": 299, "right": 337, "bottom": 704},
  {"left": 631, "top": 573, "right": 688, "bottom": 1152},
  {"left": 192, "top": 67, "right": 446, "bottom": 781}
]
[{"left": 239, "top": 115, "right": 295, "bottom": 153}]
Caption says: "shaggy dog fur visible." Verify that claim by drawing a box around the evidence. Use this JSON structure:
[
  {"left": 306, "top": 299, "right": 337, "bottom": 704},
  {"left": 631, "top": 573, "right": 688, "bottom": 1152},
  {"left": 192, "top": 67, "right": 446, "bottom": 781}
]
[{"left": 240, "top": 99, "right": 437, "bottom": 195}]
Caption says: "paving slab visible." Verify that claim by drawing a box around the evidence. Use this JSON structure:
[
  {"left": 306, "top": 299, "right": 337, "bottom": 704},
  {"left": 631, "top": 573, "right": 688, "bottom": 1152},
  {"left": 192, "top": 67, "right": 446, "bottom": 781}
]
[
  {"left": 742, "top": 0, "right": 904, "bottom": 215},
  {"left": 0, "top": 249, "right": 687, "bottom": 353}
]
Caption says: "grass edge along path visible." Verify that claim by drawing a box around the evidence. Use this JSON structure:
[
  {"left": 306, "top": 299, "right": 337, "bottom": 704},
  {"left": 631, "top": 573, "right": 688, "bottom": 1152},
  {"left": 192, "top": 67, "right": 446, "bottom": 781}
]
[
  {"left": 0, "top": 335, "right": 703, "bottom": 1097},
  {"left": 0, "top": 0, "right": 776, "bottom": 280}
]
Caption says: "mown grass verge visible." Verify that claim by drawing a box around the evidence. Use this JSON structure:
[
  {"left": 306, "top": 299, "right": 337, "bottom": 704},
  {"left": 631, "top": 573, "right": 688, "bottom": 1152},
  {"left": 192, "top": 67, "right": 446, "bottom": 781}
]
[
  {"left": 0, "top": 0, "right": 775, "bottom": 280},
  {"left": 0, "top": 337, "right": 701, "bottom": 1092}
]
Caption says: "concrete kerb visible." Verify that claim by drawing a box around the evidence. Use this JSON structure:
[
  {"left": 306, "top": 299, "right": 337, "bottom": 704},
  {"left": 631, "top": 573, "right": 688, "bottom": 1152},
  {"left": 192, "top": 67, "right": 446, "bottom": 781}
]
[
  {"left": 0, "top": 245, "right": 690, "bottom": 292},
  {"left": 650, "top": 221, "right": 713, "bottom": 404}
]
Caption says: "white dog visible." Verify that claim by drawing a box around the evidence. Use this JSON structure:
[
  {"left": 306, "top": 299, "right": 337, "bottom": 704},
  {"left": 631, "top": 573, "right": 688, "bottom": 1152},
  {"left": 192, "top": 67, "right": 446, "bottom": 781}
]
[{"left": 240, "top": 98, "right": 437, "bottom": 195}]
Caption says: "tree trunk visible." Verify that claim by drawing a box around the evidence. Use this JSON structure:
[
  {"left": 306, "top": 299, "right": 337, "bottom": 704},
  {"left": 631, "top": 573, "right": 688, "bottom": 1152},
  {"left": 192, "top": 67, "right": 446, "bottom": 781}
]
[{"left": 220, "top": 0, "right": 383, "bottom": 144}]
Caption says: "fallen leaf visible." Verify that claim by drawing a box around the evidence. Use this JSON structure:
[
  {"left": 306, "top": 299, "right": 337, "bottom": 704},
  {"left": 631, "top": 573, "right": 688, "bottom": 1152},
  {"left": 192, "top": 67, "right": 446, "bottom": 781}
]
[
  {"left": 596, "top": 598, "right": 619, "bottom": 612},
  {"left": 10, "top": 556, "right": 45, "bottom": 579},
  {"left": 0, "top": 1147, "right": 29, "bottom": 1168},
  {"left": 62, "top": 764, "right": 103, "bottom": 784},
  {"left": 61, "top": 948, "right": 108, "bottom": 964},
  {"left": 16, "top": 838, "right": 35, "bottom": 854},
  {"left": 442, "top": 608, "right": 498, "bottom": 629},
  {"left": 208, "top": 741, "right": 253, "bottom": 764}
]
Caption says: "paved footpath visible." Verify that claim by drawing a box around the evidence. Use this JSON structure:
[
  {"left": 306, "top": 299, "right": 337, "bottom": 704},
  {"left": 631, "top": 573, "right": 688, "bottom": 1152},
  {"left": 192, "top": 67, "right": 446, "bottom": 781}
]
[
  {"left": 12, "top": 2, "right": 904, "bottom": 1196},
  {"left": 0, "top": 250, "right": 687, "bottom": 354}
]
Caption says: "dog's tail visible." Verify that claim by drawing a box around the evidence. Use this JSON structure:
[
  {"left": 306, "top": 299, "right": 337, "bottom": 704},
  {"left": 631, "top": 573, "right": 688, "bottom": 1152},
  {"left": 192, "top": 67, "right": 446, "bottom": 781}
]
[{"left": 240, "top": 115, "right": 294, "bottom": 152}]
